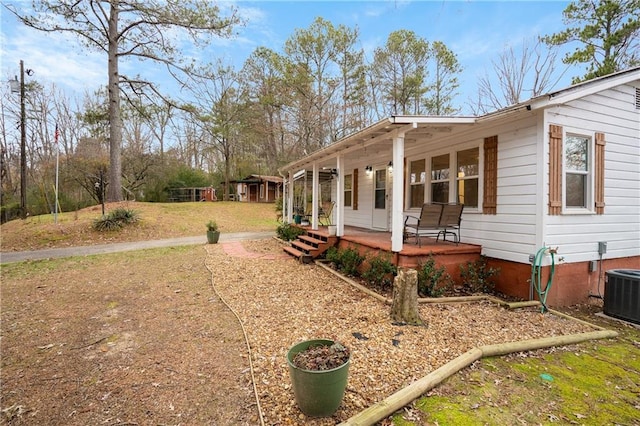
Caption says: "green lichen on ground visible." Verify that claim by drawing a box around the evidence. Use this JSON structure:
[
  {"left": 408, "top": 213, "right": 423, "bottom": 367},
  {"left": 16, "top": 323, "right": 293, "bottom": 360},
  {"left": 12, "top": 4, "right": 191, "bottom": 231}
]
[{"left": 396, "top": 326, "right": 640, "bottom": 425}]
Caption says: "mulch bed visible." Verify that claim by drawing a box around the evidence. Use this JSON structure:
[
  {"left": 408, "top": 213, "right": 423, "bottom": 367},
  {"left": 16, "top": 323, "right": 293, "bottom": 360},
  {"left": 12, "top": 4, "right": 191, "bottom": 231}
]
[{"left": 206, "top": 239, "right": 595, "bottom": 425}]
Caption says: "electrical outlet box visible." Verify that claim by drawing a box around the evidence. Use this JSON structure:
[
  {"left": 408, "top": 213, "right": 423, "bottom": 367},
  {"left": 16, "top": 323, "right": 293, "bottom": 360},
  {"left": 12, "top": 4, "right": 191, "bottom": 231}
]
[
  {"left": 598, "top": 241, "right": 607, "bottom": 255},
  {"left": 529, "top": 254, "right": 535, "bottom": 263},
  {"left": 588, "top": 260, "right": 597, "bottom": 272}
]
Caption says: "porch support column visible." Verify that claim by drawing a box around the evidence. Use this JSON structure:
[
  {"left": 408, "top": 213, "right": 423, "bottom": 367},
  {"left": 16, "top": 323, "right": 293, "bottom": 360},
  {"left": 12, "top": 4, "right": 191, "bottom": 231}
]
[
  {"left": 336, "top": 155, "right": 344, "bottom": 236},
  {"left": 312, "top": 163, "right": 319, "bottom": 230},
  {"left": 391, "top": 132, "right": 405, "bottom": 252},
  {"left": 287, "top": 171, "right": 294, "bottom": 223}
]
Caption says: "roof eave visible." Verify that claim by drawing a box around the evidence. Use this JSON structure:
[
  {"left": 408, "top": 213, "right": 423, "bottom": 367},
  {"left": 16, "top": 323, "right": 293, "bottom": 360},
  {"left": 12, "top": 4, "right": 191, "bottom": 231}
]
[{"left": 279, "top": 116, "right": 476, "bottom": 173}]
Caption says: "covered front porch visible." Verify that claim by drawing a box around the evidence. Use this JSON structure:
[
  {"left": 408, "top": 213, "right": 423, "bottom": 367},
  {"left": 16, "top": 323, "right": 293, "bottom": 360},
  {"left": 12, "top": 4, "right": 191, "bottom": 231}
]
[{"left": 279, "top": 116, "right": 480, "bottom": 256}]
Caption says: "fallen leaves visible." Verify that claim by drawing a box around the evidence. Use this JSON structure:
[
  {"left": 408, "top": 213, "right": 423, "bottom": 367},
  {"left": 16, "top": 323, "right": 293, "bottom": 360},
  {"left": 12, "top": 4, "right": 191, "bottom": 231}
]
[{"left": 205, "top": 239, "right": 593, "bottom": 425}]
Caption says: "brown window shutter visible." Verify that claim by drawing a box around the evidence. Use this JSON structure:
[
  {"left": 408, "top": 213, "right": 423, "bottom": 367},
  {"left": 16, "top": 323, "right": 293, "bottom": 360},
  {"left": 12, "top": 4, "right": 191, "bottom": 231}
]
[
  {"left": 353, "top": 168, "right": 358, "bottom": 210},
  {"left": 483, "top": 136, "right": 498, "bottom": 214},
  {"left": 549, "top": 125, "right": 563, "bottom": 215},
  {"left": 595, "top": 132, "right": 606, "bottom": 214}
]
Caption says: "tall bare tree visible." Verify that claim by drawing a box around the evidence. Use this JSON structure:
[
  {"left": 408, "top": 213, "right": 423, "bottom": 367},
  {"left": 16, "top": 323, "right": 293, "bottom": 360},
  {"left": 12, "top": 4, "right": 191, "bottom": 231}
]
[
  {"left": 471, "top": 38, "right": 564, "bottom": 114},
  {"left": 240, "top": 47, "right": 290, "bottom": 170},
  {"left": 184, "top": 61, "right": 245, "bottom": 200},
  {"left": 7, "top": 0, "right": 239, "bottom": 202}
]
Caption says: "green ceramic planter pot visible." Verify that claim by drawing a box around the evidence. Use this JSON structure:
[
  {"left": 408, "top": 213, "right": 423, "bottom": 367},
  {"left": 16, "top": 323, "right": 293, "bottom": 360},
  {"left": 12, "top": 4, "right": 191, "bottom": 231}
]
[
  {"left": 206, "top": 230, "right": 220, "bottom": 244},
  {"left": 286, "top": 339, "right": 350, "bottom": 417}
]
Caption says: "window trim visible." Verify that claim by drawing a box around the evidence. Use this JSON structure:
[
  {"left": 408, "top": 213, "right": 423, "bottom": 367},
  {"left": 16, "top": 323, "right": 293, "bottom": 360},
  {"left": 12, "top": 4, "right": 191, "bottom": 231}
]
[
  {"left": 455, "top": 147, "right": 480, "bottom": 209},
  {"left": 344, "top": 173, "right": 353, "bottom": 208},
  {"left": 562, "top": 128, "right": 595, "bottom": 214},
  {"left": 407, "top": 158, "right": 426, "bottom": 209},
  {"left": 421, "top": 143, "right": 482, "bottom": 212}
]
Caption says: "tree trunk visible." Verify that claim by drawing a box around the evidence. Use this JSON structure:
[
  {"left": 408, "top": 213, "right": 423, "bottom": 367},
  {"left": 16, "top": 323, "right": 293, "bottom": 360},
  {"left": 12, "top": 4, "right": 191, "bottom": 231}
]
[
  {"left": 390, "top": 267, "right": 424, "bottom": 326},
  {"left": 107, "top": 3, "right": 123, "bottom": 202}
]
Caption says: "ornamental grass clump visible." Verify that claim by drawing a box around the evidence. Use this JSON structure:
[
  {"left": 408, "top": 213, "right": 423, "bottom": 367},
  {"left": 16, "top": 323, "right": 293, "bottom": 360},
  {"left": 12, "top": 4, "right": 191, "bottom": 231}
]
[
  {"left": 93, "top": 208, "right": 139, "bottom": 231},
  {"left": 292, "top": 342, "right": 350, "bottom": 371}
]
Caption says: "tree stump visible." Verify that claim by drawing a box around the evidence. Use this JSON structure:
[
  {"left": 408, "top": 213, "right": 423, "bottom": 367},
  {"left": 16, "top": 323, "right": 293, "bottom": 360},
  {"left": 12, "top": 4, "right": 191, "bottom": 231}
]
[{"left": 390, "top": 267, "right": 425, "bottom": 326}]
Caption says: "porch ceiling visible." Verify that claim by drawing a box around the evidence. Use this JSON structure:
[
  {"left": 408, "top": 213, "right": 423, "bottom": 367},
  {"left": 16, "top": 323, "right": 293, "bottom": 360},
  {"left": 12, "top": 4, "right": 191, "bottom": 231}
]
[{"left": 280, "top": 115, "right": 476, "bottom": 172}]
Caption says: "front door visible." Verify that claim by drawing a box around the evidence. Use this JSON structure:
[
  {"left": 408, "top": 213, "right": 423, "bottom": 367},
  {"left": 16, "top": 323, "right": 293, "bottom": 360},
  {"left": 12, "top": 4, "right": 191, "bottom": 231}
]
[{"left": 372, "top": 167, "right": 388, "bottom": 230}]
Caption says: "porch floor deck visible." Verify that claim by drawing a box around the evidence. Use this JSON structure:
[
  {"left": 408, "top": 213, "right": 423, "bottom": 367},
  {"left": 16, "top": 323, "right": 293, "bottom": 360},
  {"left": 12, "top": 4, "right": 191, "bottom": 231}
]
[{"left": 310, "top": 225, "right": 482, "bottom": 270}]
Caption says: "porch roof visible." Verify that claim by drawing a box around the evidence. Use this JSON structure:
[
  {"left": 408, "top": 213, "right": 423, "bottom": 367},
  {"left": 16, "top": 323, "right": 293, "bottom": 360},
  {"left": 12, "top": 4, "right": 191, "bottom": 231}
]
[
  {"left": 230, "top": 174, "right": 283, "bottom": 184},
  {"left": 280, "top": 116, "right": 477, "bottom": 173}
]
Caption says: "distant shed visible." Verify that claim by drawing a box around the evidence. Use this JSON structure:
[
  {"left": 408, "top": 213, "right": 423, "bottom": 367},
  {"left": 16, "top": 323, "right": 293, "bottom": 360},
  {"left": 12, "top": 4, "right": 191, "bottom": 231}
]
[
  {"left": 167, "top": 187, "right": 217, "bottom": 202},
  {"left": 230, "top": 175, "right": 283, "bottom": 203}
]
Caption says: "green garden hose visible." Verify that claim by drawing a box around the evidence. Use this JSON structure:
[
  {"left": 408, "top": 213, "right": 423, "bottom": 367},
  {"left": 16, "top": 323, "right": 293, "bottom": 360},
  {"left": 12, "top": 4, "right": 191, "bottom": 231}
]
[{"left": 531, "top": 246, "right": 557, "bottom": 313}]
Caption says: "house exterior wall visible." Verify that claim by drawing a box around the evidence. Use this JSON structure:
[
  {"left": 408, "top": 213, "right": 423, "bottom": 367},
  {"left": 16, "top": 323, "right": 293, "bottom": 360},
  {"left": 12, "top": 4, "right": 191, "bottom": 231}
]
[
  {"left": 338, "top": 84, "right": 639, "bottom": 306},
  {"left": 542, "top": 84, "right": 640, "bottom": 264},
  {"left": 340, "top": 116, "right": 544, "bottom": 252}
]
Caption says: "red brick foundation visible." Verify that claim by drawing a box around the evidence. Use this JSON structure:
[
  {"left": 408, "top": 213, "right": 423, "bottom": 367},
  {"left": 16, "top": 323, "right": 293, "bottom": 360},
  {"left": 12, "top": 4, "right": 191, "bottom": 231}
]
[{"left": 487, "top": 256, "right": 640, "bottom": 307}]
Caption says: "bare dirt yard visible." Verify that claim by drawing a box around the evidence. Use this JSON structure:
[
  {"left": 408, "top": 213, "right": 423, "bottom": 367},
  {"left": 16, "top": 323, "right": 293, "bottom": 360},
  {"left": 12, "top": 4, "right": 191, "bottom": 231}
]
[{"left": 1, "top": 202, "right": 638, "bottom": 425}]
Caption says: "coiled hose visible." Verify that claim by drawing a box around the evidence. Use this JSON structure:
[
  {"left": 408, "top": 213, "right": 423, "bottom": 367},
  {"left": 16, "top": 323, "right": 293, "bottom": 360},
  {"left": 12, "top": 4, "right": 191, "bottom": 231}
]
[{"left": 531, "top": 246, "right": 557, "bottom": 313}]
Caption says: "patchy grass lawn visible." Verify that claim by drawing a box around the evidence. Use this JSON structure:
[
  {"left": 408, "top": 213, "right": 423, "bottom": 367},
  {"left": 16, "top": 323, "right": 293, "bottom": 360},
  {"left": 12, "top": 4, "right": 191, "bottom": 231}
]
[
  {"left": 391, "top": 307, "right": 640, "bottom": 425},
  {"left": 0, "top": 201, "right": 279, "bottom": 251},
  {"left": 1, "top": 246, "right": 257, "bottom": 425},
  {"left": 1, "top": 202, "right": 639, "bottom": 425}
]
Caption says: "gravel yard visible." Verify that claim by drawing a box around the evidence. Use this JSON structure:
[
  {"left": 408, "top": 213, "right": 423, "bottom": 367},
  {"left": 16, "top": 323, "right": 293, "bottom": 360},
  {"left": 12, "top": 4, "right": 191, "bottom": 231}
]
[{"left": 207, "top": 239, "right": 594, "bottom": 425}]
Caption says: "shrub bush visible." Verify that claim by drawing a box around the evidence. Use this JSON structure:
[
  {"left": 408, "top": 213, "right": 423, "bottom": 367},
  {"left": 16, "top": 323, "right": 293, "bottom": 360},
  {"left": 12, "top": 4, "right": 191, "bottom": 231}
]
[
  {"left": 325, "top": 246, "right": 364, "bottom": 277},
  {"left": 417, "top": 256, "right": 453, "bottom": 297},
  {"left": 459, "top": 255, "right": 500, "bottom": 294},
  {"left": 276, "top": 222, "right": 305, "bottom": 241},
  {"left": 362, "top": 253, "right": 397, "bottom": 290},
  {"left": 109, "top": 208, "right": 139, "bottom": 224}
]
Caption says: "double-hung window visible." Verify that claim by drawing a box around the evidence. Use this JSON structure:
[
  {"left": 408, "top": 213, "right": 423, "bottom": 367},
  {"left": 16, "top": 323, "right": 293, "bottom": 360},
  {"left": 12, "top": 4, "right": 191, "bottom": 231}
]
[
  {"left": 549, "top": 125, "right": 603, "bottom": 215},
  {"left": 344, "top": 174, "right": 353, "bottom": 207},
  {"left": 431, "top": 154, "right": 450, "bottom": 203},
  {"left": 564, "top": 134, "right": 592, "bottom": 210},
  {"left": 409, "top": 159, "right": 425, "bottom": 208},
  {"left": 456, "top": 148, "right": 479, "bottom": 208}
]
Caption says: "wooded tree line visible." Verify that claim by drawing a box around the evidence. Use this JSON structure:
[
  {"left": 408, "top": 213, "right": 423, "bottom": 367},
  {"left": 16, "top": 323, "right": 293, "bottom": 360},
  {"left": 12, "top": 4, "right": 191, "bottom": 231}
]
[{"left": 1, "top": 0, "right": 637, "bottom": 220}]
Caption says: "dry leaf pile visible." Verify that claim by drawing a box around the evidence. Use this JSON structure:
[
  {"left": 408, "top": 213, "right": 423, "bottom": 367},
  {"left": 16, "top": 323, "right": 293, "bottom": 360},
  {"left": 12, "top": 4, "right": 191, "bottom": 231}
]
[{"left": 205, "top": 239, "right": 592, "bottom": 425}]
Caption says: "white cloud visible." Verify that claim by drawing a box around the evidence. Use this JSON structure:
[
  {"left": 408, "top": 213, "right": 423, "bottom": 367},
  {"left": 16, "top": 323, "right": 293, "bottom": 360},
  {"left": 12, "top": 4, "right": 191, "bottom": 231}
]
[{"left": 1, "top": 16, "right": 104, "bottom": 95}]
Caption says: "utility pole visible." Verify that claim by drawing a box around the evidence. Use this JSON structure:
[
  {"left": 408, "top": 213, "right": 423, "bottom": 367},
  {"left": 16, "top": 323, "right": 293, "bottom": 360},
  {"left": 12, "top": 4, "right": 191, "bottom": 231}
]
[
  {"left": 10, "top": 60, "right": 30, "bottom": 218},
  {"left": 18, "top": 60, "right": 27, "bottom": 218}
]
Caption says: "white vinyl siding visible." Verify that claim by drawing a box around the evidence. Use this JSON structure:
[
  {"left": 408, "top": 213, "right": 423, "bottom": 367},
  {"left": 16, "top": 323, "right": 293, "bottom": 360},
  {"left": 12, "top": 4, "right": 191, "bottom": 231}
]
[{"left": 544, "top": 84, "right": 640, "bottom": 263}]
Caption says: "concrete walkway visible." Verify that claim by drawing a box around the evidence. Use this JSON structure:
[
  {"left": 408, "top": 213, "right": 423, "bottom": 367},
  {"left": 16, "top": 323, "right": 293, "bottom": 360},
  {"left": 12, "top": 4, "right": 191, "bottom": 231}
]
[{"left": 0, "top": 231, "right": 275, "bottom": 264}]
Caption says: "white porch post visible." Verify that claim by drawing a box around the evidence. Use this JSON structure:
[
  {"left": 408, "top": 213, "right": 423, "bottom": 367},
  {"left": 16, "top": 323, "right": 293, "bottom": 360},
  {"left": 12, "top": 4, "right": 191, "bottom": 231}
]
[
  {"left": 287, "top": 171, "right": 294, "bottom": 223},
  {"left": 312, "top": 163, "right": 319, "bottom": 230},
  {"left": 391, "top": 132, "right": 405, "bottom": 252},
  {"left": 336, "top": 155, "right": 344, "bottom": 236}
]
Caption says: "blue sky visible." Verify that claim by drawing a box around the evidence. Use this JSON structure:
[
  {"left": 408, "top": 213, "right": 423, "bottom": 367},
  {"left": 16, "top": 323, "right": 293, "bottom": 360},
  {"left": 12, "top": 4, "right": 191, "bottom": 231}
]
[{"left": 1, "top": 1, "right": 579, "bottom": 114}]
